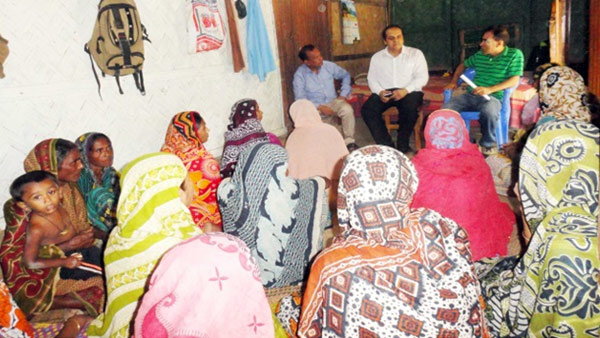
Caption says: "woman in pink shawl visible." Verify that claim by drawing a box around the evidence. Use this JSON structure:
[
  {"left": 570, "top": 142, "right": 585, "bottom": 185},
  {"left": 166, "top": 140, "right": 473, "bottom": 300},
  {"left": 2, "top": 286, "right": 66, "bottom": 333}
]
[
  {"left": 411, "top": 109, "right": 514, "bottom": 260},
  {"left": 286, "top": 99, "right": 348, "bottom": 180},
  {"left": 134, "top": 232, "right": 274, "bottom": 338}
]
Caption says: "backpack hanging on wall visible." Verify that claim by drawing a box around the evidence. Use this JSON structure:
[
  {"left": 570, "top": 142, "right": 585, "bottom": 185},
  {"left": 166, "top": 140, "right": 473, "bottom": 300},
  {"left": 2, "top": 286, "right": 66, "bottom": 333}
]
[{"left": 85, "top": 0, "right": 150, "bottom": 96}]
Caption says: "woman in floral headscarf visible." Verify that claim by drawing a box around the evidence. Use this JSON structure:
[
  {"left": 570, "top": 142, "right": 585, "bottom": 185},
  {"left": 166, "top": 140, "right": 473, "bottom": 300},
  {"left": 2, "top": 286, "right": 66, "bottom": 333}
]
[
  {"left": 220, "top": 98, "right": 281, "bottom": 178},
  {"left": 76, "top": 132, "right": 120, "bottom": 233},
  {"left": 87, "top": 153, "right": 201, "bottom": 338},
  {"left": 411, "top": 109, "right": 515, "bottom": 260},
  {"left": 161, "top": 111, "right": 222, "bottom": 231},
  {"left": 537, "top": 65, "right": 591, "bottom": 124},
  {"left": 298, "top": 145, "right": 489, "bottom": 337},
  {"left": 476, "top": 120, "right": 599, "bottom": 336}
]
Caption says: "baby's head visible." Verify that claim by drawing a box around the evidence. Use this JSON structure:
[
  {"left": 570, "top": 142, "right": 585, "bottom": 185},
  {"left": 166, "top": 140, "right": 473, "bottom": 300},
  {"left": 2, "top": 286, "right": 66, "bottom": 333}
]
[{"left": 10, "top": 170, "right": 61, "bottom": 215}]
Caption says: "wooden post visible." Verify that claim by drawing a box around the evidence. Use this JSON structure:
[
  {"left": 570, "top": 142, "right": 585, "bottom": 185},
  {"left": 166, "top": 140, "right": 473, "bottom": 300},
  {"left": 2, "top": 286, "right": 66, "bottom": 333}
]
[
  {"left": 589, "top": 0, "right": 600, "bottom": 95},
  {"left": 225, "top": 0, "right": 245, "bottom": 72}
]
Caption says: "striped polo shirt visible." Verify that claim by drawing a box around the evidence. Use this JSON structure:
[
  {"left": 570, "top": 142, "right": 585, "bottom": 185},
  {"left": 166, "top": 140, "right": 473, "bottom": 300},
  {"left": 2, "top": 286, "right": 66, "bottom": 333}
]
[{"left": 464, "top": 47, "right": 524, "bottom": 100}]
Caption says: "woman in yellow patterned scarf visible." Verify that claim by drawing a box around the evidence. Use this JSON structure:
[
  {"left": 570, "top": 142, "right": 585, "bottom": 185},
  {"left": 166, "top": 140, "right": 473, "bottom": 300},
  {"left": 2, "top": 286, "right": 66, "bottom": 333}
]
[
  {"left": 477, "top": 119, "right": 599, "bottom": 336},
  {"left": 87, "top": 153, "right": 201, "bottom": 338}
]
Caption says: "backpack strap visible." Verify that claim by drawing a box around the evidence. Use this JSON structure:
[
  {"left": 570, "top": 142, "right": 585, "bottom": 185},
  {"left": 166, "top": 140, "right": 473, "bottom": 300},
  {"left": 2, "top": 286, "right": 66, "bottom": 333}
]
[
  {"left": 142, "top": 24, "right": 151, "bottom": 43},
  {"left": 84, "top": 43, "right": 103, "bottom": 100},
  {"left": 114, "top": 68, "right": 124, "bottom": 94},
  {"left": 133, "top": 68, "right": 145, "bottom": 95}
]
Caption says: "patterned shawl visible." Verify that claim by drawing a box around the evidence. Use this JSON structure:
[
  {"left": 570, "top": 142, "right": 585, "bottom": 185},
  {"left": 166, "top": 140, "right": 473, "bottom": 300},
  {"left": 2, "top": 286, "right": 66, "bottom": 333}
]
[
  {"left": 87, "top": 153, "right": 201, "bottom": 338},
  {"left": 411, "top": 109, "right": 514, "bottom": 260},
  {"left": 299, "top": 145, "right": 489, "bottom": 337},
  {"left": 217, "top": 143, "right": 328, "bottom": 288},
  {"left": 220, "top": 99, "right": 274, "bottom": 178},
  {"left": 76, "top": 133, "right": 120, "bottom": 232},
  {"left": 161, "top": 112, "right": 222, "bottom": 230},
  {"left": 286, "top": 99, "right": 348, "bottom": 180},
  {"left": 0, "top": 280, "right": 34, "bottom": 337},
  {"left": 23, "top": 139, "right": 90, "bottom": 234},
  {"left": 476, "top": 120, "right": 599, "bottom": 336},
  {"left": 134, "top": 233, "right": 274, "bottom": 338},
  {"left": 538, "top": 66, "right": 591, "bottom": 123}
]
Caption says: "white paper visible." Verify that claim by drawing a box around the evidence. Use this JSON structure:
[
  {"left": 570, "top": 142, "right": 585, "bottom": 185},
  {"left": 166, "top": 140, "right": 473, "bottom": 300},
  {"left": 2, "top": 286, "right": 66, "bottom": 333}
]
[{"left": 460, "top": 74, "right": 491, "bottom": 100}]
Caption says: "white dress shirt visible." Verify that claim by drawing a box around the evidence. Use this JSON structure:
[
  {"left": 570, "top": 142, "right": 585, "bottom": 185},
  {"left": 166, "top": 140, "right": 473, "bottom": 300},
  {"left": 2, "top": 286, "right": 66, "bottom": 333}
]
[{"left": 367, "top": 46, "right": 429, "bottom": 94}]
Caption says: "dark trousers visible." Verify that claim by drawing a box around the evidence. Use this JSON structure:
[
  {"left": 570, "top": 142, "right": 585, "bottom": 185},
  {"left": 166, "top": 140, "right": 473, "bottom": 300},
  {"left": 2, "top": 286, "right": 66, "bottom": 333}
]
[{"left": 360, "top": 91, "right": 424, "bottom": 152}]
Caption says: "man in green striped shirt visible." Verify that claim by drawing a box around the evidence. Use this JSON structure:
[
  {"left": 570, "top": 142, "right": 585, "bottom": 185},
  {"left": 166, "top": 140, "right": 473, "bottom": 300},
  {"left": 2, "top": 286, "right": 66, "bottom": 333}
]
[{"left": 443, "top": 25, "right": 524, "bottom": 154}]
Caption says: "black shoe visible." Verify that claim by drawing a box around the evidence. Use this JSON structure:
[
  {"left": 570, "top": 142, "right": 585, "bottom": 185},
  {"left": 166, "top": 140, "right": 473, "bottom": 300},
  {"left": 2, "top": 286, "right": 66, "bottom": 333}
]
[
  {"left": 346, "top": 143, "right": 360, "bottom": 152},
  {"left": 478, "top": 144, "right": 498, "bottom": 156}
]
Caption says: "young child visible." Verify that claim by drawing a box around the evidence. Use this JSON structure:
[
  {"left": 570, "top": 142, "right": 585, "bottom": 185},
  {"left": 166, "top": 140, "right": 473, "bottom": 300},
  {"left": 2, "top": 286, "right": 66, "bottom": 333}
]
[{"left": 10, "top": 170, "right": 102, "bottom": 280}]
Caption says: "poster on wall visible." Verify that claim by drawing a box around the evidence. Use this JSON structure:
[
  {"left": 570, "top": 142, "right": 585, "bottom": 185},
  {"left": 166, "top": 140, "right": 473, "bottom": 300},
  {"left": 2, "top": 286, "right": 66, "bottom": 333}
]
[
  {"left": 188, "top": 0, "right": 226, "bottom": 53},
  {"left": 341, "top": 0, "right": 360, "bottom": 44}
]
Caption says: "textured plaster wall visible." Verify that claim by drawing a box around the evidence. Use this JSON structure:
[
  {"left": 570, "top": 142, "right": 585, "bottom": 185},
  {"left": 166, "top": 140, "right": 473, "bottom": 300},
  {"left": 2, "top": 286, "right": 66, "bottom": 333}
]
[{"left": 0, "top": 1, "right": 285, "bottom": 226}]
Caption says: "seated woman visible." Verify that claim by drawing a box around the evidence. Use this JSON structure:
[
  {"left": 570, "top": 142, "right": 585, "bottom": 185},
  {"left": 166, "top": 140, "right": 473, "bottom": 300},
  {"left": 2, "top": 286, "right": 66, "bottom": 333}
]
[
  {"left": 134, "top": 233, "right": 274, "bottom": 337},
  {"left": 75, "top": 132, "right": 120, "bottom": 233},
  {"left": 476, "top": 119, "right": 599, "bottom": 336},
  {"left": 285, "top": 99, "right": 348, "bottom": 180},
  {"left": 410, "top": 109, "right": 515, "bottom": 260},
  {"left": 218, "top": 143, "right": 328, "bottom": 288},
  {"left": 298, "top": 145, "right": 488, "bottom": 337},
  {"left": 220, "top": 98, "right": 281, "bottom": 178},
  {"left": 0, "top": 139, "right": 104, "bottom": 318},
  {"left": 87, "top": 152, "right": 201, "bottom": 337},
  {"left": 161, "top": 111, "right": 222, "bottom": 231}
]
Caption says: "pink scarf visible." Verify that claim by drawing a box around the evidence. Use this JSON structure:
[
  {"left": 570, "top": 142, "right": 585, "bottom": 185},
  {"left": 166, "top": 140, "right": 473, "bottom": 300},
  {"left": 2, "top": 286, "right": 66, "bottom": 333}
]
[{"left": 134, "top": 233, "right": 274, "bottom": 338}]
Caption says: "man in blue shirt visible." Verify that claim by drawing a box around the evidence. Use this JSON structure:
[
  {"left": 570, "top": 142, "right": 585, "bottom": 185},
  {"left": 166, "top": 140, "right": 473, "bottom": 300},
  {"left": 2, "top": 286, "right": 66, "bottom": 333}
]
[{"left": 293, "top": 45, "right": 359, "bottom": 151}]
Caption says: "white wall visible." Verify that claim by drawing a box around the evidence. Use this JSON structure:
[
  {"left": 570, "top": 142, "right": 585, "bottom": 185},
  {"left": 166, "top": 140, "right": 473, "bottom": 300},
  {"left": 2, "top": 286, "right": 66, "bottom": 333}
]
[{"left": 0, "top": 1, "right": 285, "bottom": 226}]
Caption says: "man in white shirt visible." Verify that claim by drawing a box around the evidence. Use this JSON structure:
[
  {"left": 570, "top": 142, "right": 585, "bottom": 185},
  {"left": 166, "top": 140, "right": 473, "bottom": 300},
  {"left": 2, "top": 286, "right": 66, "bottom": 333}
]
[{"left": 361, "top": 25, "right": 429, "bottom": 154}]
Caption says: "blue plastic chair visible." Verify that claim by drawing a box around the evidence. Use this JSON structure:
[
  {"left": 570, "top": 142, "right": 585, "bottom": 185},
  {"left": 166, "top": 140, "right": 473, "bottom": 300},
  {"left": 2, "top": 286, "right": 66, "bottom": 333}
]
[{"left": 443, "top": 68, "right": 517, "bottom": 148}]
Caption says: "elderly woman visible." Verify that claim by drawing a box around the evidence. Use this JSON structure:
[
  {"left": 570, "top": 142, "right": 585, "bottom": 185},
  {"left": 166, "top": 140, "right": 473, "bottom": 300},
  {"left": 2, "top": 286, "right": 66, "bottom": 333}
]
[
  {"left": 476, "top": 120, "right": 599, "bottom": 336},
  {"left": 218, "top": 143, "right": 328, "bottom": 288},
  {"left": 161, "top": 111, "right": 222, "bottom": 231},
  {"left": 87, "top": 153, "right": 201, "bottom": 338},
  {"left": 298, "top": 145, "right": 488, "bottom": 337},
  {"left": 76, "top": 132, "right": 120, "bottom": 233},
  {"left": 0, "top": 139, "right": 103, "bottom": 317},
  {"left": 411, "top": 109, "right": 515, "bottom": 260},
  {"left": 134, "top": 233, "right": 274, "bottom": 338},
  {"left": 220, "top": 98, "right": 281, "bottom": 178}
]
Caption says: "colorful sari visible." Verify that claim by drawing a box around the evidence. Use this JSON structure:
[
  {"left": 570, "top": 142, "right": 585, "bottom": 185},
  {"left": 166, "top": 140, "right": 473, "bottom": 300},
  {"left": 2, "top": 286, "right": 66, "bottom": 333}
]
[
  {"left": 411, "top": 109, "right": 515, "bottom": 260},
  {"left": 161, "top": 111, "right": 222, "bottom": 230},
  {"left": 286, "top": 99, "right": 348, "bottom": 180},
  {"left": 134, "top": 233, "right": 274, "bottom": 337},
  {"left": 220, "top": 98, "right": 281, "bottom": 178},
  {"left": 87, "top": 153, "right": 201, "bottom": 338},
  {"left": 0, "top": 277, "right": 34, "bottom": 338},
  {"left": 299, "top": 145, "right": 489, "bottom": 337},
  {"left": 1, "top": 139, "right": 102, "bottom": 317},
  {"left": 476, "top": 120, "right": 599, "bottom": 336},
  {"left": 76, "top": 132, "right": 120, "bottom": 232},
  {"left": 218, "top": 143, "right": 328, "bottom": 288}
]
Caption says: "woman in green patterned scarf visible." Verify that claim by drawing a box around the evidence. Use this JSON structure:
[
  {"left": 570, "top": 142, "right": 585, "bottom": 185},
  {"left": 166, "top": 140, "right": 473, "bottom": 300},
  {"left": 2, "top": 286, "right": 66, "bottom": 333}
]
[
  {"left": 75, "top": 132, "right": 120, "bottom": 233},
  {"left": 477, "top": 119, "right": 599, "bottom": 336},
  {"left": 87, "top": 153, "right": 201, "bottom": 338}
]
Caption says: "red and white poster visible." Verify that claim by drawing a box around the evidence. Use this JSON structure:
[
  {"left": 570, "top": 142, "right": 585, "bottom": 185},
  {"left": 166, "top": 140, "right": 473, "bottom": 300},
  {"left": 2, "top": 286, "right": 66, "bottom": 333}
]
[{"left": 189, "top": 0, "right": 226, "bottom": 53}]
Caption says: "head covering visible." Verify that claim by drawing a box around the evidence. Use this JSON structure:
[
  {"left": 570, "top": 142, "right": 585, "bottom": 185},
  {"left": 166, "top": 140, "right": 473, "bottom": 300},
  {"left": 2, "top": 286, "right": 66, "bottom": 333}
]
[
  {"left": 477, "top": 120, "right": 599, "bottom": 336},
  {"left": 75, "top": 133, "right": 120, "bottom": 232},
  {"left": 87, "top": 152, "right": 201, "bottom": 337},
  {"left": 285, "top": 99, "right": 349, "bottom": 180},
  {"left": 134, "top": 233, "right": 274, "bottom": 338},
  {"left": 161, "top": 112, "right": 222, "bottom": 230},
  {"left": 538, "top": 66, "right": 591, "bottom": 123},
  {"left": 299, "top": 145, "right": 489, "bottom": 337},
  {"left": 411, "top": 109, "right": 514, "bottom": 260},
  {"left": 220, "top": 99, "right": 272, "bottom": 178},
  {"left": 218, "top": 143, "right": 328, "bottom": 288},
  {"left": 23, "top": 138, "right": 60, "bottom": 175}
]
